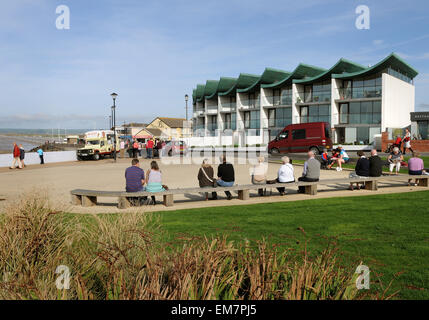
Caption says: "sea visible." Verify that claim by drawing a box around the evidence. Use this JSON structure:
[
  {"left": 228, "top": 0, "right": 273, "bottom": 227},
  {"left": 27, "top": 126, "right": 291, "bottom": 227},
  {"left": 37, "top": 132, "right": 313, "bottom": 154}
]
[{"left": 0, "top": 128, "right": 89, "bottom": 153}]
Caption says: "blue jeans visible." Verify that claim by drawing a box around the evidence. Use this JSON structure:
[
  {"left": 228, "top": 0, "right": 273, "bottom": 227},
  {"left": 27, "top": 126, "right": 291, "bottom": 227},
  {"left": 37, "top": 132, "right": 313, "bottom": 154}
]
[
  {"left": 217, "top": 180, "right": 234, "bottom": 197},
  {"left": 146, "top": 148, "right": 153, "bottom": 158}
]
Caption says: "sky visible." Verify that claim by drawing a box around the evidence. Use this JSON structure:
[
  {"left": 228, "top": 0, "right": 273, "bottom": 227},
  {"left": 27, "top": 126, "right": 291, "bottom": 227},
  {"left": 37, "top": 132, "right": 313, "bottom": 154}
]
[{"left": 1, "top": 0, "right": 429, "bottom": 129}]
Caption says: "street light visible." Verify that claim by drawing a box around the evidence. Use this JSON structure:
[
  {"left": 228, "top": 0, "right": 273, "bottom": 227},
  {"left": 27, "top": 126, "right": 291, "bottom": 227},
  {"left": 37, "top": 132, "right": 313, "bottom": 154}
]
[
  {"left": 185, "top": 94, "right": 189, "bottom": 121},
  {"left": 111, "top": 92, "right": 118, "bottom": 162}
]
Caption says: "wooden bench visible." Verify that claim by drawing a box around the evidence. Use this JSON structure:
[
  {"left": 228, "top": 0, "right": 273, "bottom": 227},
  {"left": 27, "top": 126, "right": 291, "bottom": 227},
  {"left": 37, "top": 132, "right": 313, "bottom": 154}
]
[{"left": 70, "top": 175, "right": 429, "bottom": 209}]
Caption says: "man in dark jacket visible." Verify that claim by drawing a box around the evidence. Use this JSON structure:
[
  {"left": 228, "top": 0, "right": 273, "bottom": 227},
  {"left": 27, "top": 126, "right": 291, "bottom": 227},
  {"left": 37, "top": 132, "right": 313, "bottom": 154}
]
[
  {"left": 216, "top": 155, "right": 235, "bottom": 200},
  {"left": 369, "top": 149, "right": 383, "bottom": 177}
]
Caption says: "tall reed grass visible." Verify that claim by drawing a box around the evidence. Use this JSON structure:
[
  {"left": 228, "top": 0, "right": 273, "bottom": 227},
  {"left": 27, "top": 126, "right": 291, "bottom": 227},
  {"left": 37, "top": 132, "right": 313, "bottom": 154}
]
[{"left": 0, "top": 192, "right": 395, "bottom": 300}]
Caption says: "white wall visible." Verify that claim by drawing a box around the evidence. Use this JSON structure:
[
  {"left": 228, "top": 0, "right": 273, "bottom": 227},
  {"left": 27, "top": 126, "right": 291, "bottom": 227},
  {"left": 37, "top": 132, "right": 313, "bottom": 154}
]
[
  {"left": 0, "top": 151, "right": 77, "bottom": 168},
  {"left": 382, "top": 73, "right": 415, "bottom": 130}
]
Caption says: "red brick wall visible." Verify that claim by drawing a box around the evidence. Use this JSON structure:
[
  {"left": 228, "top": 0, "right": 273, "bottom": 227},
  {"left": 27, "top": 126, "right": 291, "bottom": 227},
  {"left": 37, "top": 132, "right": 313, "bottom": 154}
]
[{"left": 381, "top": 131, "right": 429, "bottom": 152}]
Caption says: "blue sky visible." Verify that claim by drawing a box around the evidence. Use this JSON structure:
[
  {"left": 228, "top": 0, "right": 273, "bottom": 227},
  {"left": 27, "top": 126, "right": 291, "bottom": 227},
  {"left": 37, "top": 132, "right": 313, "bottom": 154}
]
[{"left": 1, "top": 0, "right": 429, "bottom": 129}]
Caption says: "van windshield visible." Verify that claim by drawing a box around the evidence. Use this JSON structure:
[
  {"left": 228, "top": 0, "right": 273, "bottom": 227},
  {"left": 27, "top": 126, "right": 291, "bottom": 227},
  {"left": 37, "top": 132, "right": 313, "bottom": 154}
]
[
  {"left": 325, "top": 126, "right": 331, "bottom": 139},
  {"left": 86, "top": 140, "right": 100, "bottom": 145}
]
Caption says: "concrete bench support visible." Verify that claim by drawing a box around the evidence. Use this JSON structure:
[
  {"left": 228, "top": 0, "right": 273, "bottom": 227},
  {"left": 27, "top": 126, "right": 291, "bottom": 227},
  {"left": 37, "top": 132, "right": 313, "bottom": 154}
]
[
  {"left": 163, "top": 194, "right": 174, "bottom": 207},
  {"left": 71, "top": 194, "right": 82, "bottom": 206},
  {"left": 364, "top": 180, "right": 378, "bottom": 191},
  {"left": 82, "top": 195, "right": 97, "bottom": 207},
  {"left": 417, "top": 177, "right": 429, "bottom": 187},
  {"left": 118, "top": 197, "right": 131, "bottom": 209},
  {"left": 238, "top": 189, "right": 250, "bottom": 200},
  {"left": 305, "top": 185, "right": 317, "bottom": 195}
]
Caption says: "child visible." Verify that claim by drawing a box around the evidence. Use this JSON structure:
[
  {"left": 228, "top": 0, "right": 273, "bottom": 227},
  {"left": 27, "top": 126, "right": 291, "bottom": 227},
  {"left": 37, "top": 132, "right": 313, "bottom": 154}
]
[{"left": 320, "top": 148, "right": 330, "bottom": 169}]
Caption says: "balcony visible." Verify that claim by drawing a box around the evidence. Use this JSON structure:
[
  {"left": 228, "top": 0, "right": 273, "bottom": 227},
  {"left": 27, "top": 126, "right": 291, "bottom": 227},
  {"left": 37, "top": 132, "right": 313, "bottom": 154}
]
[
  {"left": 297, "top": 92, "right": 331, "bottom": 104},
  {"left": 240, "top": 99, "right": 260, "bottom": 110},
  {"left": 220, "top": 103, "right": 236, "bottom": 113},
  {"left": 206, "top": 105, "right": 218, "bottom": 114},
  {"left": 336, "top": 88, "right": 382, "bottom": 100},
  {"left": 263, "top": 96, "right": 292, "bottom": 107}
]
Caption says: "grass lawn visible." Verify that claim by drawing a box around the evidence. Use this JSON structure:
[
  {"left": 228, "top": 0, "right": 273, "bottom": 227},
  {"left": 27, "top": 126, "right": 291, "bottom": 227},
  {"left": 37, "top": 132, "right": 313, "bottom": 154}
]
[{"left": 69, "top": 191, "right": 429, "bottom": 299}]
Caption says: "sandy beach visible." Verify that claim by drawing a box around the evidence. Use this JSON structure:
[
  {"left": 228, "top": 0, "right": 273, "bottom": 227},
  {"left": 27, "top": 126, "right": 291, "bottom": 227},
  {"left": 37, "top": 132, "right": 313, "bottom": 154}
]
[{"left": 0, "top": 156, "right": 424, "bottom": 214}]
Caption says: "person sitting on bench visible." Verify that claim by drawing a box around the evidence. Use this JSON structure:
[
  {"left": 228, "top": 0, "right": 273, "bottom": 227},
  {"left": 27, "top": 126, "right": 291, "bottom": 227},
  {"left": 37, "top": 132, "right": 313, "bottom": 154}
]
[
  {"left": 198, "top": 159, "right": 217, "bottom": 200},
  {"left": 251, "top": 156, "right": 268, "bottom": 196},
  {"left": 146, "top": 160, "right": 166, "bottom": 205},
  {"left": 268, "top": 156, "right": 294, "bottom": 196},
  {"left": 369, "top": 149, "right": 383, "bottom": 177},
  {"left": 408, "top": 152, "right": 428, "bottom": 186},
  {"left": 348, "top": 150, "right": 369, "bottom": 190},
  {"left": 216, "top": 155, "right": 235, "bottom": 200},
  {"left": 125, "top": 158, "right": 146, "bottom": 205},
  {"left": 388, "top": 147, "right": 403, "bottom": 175},
  {"left": 298, "top": 150, "right": 320, "bottom": 193}
]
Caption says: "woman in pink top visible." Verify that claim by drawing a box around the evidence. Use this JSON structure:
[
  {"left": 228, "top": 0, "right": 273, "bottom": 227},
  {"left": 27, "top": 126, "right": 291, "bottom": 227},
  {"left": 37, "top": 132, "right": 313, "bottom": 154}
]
[{"left": 408, "top": 151, "right": 427, "bottom": 186}]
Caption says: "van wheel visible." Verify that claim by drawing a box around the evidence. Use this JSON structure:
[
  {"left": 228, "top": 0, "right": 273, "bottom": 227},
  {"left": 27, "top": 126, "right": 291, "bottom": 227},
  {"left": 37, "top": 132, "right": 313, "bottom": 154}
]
[
  {"left": 270, "top": 148, "right": 279, "bottom": 155},
  {"left": 309, "top": 147, "right": 320, "bottom": 155},
  {"left": 93, "top": 154, "right": 100, "bottom": 161}
]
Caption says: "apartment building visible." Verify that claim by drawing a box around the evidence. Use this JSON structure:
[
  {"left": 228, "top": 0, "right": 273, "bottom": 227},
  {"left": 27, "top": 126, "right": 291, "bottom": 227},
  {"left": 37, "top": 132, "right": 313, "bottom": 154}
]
[{"left": 191, "top": 53, "right": 418, "bottom": 147}]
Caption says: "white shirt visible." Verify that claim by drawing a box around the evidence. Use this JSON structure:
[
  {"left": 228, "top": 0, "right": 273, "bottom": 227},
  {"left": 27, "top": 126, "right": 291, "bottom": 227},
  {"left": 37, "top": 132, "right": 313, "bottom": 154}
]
[{"left": 278, "top": 163, "right": 295, "bottom": 183}]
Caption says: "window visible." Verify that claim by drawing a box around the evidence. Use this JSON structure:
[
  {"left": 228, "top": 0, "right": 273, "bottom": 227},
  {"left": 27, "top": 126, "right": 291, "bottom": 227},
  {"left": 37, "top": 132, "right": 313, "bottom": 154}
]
[
  {"left": 339, "top": 101, "right": 381, "bottom": 124},
  {"left": 301, "top": 105, "right": 330, "bottom": 123},
  {"left": 278, "top": 131, "right": 288, "bottom": 140},
  {"left": 292, "top": 129, "right": 306, "bottom": 140},
  {"left": 268, "top": 109, "right": 276, "bottom": 127},
  {"left": 280, "top": 87, "right": 292, "bottom": 105},
  {"left": 272, "top": 89, "right": 281, "bottom": 106},
  {"left": 224, "top": 113, "right": 231, "bottom": 130},
  {"left": 244, "top": 111, "right": 250, "bottom": 128},
  {"left": 350, "top": 75, "right": 382, "bottom": 99}
]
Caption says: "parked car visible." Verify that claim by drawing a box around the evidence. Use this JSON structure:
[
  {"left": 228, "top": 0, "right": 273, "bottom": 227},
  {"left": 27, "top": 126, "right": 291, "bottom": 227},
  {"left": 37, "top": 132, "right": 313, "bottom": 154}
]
[
  {"left": 268, "top": 122, "right": 332, "bottom": 155},
  {"left": 163, "top": 140, "right": 188, "bottom": 156}
]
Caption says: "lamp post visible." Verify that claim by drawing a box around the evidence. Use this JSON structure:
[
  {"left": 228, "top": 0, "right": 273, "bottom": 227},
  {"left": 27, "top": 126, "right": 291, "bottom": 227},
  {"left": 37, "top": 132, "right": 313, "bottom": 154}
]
[
  {"left": 110, "top": 92, "right": 118, "bottom": 162},
  {"left": 185, "top": 94, "right": 189, "bottom": 121},
  {"left": 109, "top": 115, "right": 112, "bottom": 129}
]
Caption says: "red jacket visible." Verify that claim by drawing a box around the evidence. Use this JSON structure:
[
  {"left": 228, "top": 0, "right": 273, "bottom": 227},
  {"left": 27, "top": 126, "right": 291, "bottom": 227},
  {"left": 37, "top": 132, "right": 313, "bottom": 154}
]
[{"left": 13, "top": 145, "right": 20, "bottom": 157}]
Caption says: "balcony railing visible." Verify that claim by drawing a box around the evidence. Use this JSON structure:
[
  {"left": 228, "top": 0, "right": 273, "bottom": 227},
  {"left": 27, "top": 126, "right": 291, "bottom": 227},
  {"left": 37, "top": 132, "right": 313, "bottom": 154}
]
[
  {"left": 240, "top": 99, "right": 260, "bottom": 110},
  {"left": 206, "top": 105, "right": 218, "bottom": 114},
  {"left": 220, "top": 103, "right": 236, "bottom": 112},
  {"left": 337, "top": 88, "right": 382, "bottom": 100},
  {"left": 263, "top": 96, "right": 293, "bottom": 106},
  {"left": 297, "top": 92, "right": 331, "bottom": 104}
]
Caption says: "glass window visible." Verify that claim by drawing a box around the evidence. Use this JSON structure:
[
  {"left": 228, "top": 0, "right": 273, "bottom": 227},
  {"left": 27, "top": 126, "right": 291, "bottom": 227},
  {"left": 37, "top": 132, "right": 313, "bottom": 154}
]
[
  {"left": 373, "top": 101, "right": 381, "bottom": 113},
  {"left": 361, "top": 101, "right": 372, "bottom": 113},
  {"left": 350, "top": 102, "right": 360, "bottom": 114},
  {"left": 353, "top": 80, "right": 363, "bottom": 88},
  {"left": 339, "top": 104, "right": 349, "bottom": 124},
  {"left": 349, "top": 114, "right": 360, "bottom": 124},
  {"left": 319, "top": 105, "right": 330, "bottom": 116},
  {"left": 268, "top": 109, "right": 275, "bottom": 127},
  {"left": 292, "top": 129, "right": 306, "bottom": 140}
]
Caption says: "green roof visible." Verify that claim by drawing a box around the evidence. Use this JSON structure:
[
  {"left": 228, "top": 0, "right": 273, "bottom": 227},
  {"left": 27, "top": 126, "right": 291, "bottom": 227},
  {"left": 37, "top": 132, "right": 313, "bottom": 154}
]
[
  {"left": 192, "top": 88, "right": 197, "bottom": 104},
  {"left": 206, "top": 77, "right": 237, "bottom": 100},
  {"left": 203, "top": 80, "right": 219, "bottom": 100},
  {"left": 237, "top": 68, "right": 291, "bottom": 93},
  {"left": 262, "top": 63, "right": 326, "bottom": 89},
  {"left": 195, "top": 84, "right": 206, "bottom": 102},
  {"left": 293, "top": 58, "right": 367, "bottom": 85},
  {"left": 219, "top": 73, "right": 260, "bottom": 96},
  {"left": 332, "top": 53, "right": 419, "bottom": 80}
]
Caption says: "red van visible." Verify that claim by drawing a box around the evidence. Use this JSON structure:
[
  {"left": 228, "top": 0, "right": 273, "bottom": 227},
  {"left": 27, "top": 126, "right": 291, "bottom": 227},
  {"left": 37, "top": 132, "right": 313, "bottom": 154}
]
[{"left": 268, "top": 122, "right": 332, "bottom": 155}]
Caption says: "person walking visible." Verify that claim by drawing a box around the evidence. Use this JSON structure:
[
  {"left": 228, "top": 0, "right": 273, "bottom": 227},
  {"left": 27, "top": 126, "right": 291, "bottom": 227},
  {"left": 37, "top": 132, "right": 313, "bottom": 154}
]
[
  {"left": 298, "top": 150, "right": 320, "bottom": 193},
  {"left": 132, "top": 140, "right": 139, "bottom": 158},
  {"left": 10, "top": 142, "right": 22, "bottom": 169},
  {"left": 19, "top": 144, "right": 26, "bottom": 168},
  {"left": 402, "top": 128, "right": 413, "bottom": 155},
  {"left": 37, "top": 148, "right": 44, "bottom": 165},
  {"left": 216, "top": 155, "right": 235, "bottom": 200}
]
